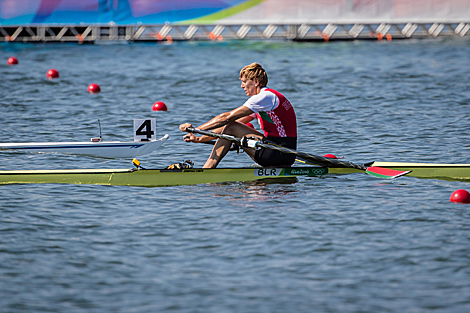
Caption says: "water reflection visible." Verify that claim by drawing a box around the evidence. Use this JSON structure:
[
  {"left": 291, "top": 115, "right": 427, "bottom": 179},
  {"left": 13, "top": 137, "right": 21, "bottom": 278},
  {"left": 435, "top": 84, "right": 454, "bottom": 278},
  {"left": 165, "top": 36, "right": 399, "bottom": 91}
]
[{"left": 209, "top": 177, "right": 300, "bottom": 202}]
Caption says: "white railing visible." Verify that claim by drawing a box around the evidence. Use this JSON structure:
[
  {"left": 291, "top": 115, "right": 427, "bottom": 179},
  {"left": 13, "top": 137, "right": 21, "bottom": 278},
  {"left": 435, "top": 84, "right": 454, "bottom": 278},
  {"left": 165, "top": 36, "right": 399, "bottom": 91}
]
[{"left": 1, "top": 22, "right": 469, "bottom": 43}]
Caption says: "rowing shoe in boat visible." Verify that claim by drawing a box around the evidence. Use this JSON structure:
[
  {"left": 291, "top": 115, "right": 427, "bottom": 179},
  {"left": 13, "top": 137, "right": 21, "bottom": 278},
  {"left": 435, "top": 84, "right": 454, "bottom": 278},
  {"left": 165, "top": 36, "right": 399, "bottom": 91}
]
[{"left": 0, "top": 161, "right": 469, "bottom": 187}]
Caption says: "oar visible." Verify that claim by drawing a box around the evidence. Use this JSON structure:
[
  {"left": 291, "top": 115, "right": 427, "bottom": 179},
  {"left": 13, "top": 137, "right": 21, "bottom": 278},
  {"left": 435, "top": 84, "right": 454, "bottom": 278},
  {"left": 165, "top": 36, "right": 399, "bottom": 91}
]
[{"left": 186, "top": 127, "right": 410, "bottom": 179}]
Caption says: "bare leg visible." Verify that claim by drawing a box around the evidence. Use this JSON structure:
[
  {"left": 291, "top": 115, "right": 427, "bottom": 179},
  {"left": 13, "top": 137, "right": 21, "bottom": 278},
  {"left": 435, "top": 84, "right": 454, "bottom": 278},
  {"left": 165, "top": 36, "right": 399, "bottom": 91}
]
[
  {"left": 203, "top": 122, "right": 263, "bottom": 168},
  {"left": 203, "top": 138, "right": 233, "bottom": 168}
]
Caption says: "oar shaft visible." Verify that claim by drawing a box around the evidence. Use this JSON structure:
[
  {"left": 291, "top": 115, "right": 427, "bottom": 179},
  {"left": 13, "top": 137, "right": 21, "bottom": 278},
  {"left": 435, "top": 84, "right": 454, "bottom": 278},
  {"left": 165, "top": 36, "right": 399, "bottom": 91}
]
[
  {"left": 187, "top": 127, "right": 241, "bottom": 144},
  {"left": 186, "top": 127, "right": 368, "bottom": 170},
  {"left": 255, "top": 141, "right": 367, "bottom": 170}
]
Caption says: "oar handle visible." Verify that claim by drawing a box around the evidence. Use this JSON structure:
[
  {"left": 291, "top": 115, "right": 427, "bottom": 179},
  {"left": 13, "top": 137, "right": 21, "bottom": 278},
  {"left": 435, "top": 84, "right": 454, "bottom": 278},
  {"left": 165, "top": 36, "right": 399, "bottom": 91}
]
[
  {"left": 186, "top": 127, "right": 199, "bottom": 134},
  {"left": 186, "top": 127, "right": 241, "bottom": 144}
]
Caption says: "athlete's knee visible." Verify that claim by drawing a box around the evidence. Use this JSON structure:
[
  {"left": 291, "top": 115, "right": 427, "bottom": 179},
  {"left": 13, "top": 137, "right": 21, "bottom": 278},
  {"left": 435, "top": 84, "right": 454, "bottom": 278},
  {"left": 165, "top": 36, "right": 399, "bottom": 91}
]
[{"left": 221, "top": 121, "right": 240, "bottom": 134}]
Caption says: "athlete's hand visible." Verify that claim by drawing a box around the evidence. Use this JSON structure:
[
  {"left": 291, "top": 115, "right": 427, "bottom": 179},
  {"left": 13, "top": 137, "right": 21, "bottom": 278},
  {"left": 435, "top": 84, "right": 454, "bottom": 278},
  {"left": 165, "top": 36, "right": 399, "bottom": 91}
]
[
  {"left": 183, "top": 133, "right": 198, "bottom": 143},
  {"left": 179, "top": 123, "right": 193, "bottom": 132}
]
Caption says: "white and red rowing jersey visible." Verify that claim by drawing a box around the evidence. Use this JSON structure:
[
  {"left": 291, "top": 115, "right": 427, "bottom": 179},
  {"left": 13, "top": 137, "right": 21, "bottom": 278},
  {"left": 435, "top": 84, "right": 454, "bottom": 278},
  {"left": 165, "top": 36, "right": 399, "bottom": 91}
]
[{"left": 243, "top": 87, "right": 297, "bottom": 138}]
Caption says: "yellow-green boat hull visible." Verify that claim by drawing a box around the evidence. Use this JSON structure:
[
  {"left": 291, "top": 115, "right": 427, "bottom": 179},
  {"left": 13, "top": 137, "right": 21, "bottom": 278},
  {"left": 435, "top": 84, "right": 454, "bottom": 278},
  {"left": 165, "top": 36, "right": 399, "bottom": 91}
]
[
  {"left": 0, "top": 162, "right": 469, "bottom": 187},
  {"left": 0, "top": 167, "right": 329, "bottom": 187}
]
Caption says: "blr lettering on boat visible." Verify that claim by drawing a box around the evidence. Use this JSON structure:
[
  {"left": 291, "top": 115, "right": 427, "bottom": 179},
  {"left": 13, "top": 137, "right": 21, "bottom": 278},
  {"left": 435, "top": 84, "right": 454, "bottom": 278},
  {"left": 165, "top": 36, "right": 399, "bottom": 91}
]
[{"left": 256, "top": 168, "right": 278, "bottom": 176}]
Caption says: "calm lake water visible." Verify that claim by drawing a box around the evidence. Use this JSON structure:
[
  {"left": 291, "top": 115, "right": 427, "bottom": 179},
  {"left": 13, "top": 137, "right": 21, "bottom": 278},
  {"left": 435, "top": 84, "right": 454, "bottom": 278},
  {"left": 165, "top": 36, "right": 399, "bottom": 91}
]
[{"left": 1, "top": 38, "right": 470, "bottom": 313}]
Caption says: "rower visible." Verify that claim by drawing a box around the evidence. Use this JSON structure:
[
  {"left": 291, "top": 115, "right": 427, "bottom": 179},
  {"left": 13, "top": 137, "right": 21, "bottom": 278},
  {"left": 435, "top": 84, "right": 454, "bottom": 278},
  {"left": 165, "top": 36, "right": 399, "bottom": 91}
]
[{"left": 180, "top": 62, "right": 297, "bottom": 168}]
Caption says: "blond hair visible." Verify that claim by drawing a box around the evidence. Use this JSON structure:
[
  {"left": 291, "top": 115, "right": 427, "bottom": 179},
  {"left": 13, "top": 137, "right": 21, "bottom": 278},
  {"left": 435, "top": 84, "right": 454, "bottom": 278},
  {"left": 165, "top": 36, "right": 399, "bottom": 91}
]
[{"left": 239, "top": 62, "right": 268, "bottom": 87}]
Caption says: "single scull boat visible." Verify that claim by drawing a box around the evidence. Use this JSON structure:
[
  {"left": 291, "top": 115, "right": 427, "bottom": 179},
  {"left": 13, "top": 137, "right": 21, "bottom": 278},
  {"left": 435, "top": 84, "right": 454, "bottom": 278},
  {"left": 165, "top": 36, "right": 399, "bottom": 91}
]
[{"left": 0, "top": 162, "right": 468, "bottom": 187}]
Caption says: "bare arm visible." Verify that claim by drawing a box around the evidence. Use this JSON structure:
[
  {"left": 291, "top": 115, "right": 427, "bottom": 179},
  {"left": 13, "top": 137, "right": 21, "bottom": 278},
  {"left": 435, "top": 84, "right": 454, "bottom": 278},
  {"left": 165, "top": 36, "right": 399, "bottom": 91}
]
[
  {"left": 180, "top": 105, "right": 253, "bottom": 133},
  {"left": 180, "top": 105, "right": 255, "bottom": 143},
  {"left": 197, "top": 105, "right": 254, "bottom": 131},
  {"left": 236, "top": 114, "right": 255, "bottom": 125}
]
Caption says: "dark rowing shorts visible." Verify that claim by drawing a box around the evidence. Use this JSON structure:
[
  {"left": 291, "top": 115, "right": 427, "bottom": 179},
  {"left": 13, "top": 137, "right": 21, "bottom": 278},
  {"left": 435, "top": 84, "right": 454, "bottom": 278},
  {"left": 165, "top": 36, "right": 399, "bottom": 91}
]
[{"left": 254, "top": 136, "right": 297, "bottom": 167}]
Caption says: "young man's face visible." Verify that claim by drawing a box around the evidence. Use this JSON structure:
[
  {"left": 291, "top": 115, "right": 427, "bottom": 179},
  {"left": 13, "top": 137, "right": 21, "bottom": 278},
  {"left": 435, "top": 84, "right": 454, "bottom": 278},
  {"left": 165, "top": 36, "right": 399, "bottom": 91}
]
[{"left": 240, "top": 75, "right": 258, "bottom": 97}]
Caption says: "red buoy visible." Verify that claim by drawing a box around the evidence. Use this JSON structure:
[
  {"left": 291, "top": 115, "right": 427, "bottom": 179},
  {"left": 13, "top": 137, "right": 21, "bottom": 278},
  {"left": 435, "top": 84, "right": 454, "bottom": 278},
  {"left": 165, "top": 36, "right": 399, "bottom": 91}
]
[
  {"left": 87, "top": 83, "right": 101, "bottom": 94},
  {"left": 46, "top": 68, "right": 59, "bottom": 79},
  {"left": 323, "top": 154, "right": 337, "bottom": 159},
  {"left": 450, "top": 189, "right": 470, "bottom": 203},
  {"left": 7, "top": 57, "right": 18, "bottom": 65},
  {"left": 152, "top": 101, "right": 168, "bottom": 111}
]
